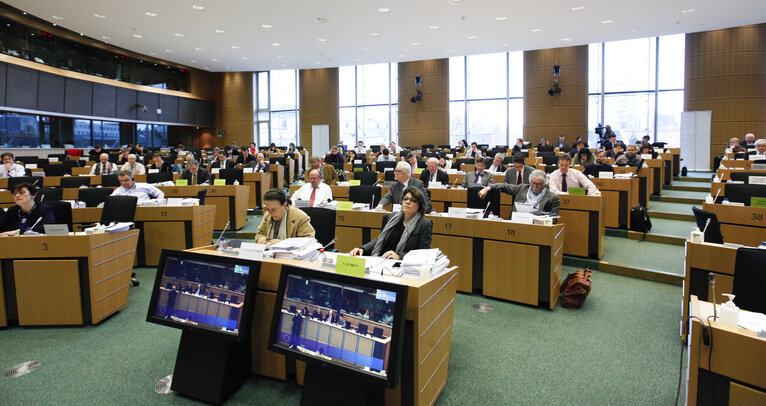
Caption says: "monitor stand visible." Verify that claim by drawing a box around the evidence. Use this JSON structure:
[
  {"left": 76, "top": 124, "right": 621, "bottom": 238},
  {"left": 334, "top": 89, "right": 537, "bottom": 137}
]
[
  {"left": 301, "top": 363, "right": 385, "bottom": 406},
  {"left": 171, "top": 329, "right": 252, "bottom": 404}
]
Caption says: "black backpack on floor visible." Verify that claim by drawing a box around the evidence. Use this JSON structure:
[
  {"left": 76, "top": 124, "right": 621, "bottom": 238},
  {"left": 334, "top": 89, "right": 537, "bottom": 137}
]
[{"left": 630, "top": 204, "right": 652, "bottom": 233}]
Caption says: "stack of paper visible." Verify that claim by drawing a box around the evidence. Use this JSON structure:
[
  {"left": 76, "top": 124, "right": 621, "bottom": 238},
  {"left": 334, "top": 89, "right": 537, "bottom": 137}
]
[
  {"left": 401, "top": 249, "right": 450, "bottom": 279},
  {"left": 267, "top": 237, "right": 323, "bottom": 261}
]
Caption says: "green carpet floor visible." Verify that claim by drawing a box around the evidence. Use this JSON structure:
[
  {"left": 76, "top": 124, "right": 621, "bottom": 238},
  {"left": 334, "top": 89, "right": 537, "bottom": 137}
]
[
  {"left": 0, "top": 266, "right": 687, "bottom": 405},
  {"left": 648, "top": 201, "right": 698, "bottom": 215},
  {"left": 601, "top": 236, "right": 685, "bottom": 275},
  {"left": 646, "top": 218, "right": 696, "bottom": 238},
  {"left": 657, "top": 189, "right": 709, "bottom": 200}
]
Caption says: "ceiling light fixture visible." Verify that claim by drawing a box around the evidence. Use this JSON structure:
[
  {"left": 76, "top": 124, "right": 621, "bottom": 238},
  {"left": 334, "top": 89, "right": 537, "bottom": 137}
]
[
  {"left": 429, "top": 25, "right": 439, "bottom": 29},
  {"left": 531, "top": 28, "right": 541, "bottom": 32},
  {"left": 378, "top": 8, "right": 390, "bottom": 13},
  {"left": 52, "top": 15, "right": 63, "bottom": 20},
  {"left": 194, "top": 47, "right": 203, "bottom": 51},
  {"left": 102, "top": 35, "right": 111, "bottom": 40},
  {"left": 447, "top": 49, "right": 455, "bottom": 52},
  {"left": 232, "top": 45, "right": 240, "bottom": 49},
  {"left": 370, "top": 32, "right": 381, "bottom": 37},
  {"left": 496, "top": 16, "right": 507, "bottom": 22},
  {"left": 145, "top": 12, "right": 157, "bottom": 17},
  {"left": 80, "top": 33, "right": 85, "bottom": 36},
  {"left": 174, "top": 33, "right": 184, "bottom": 37},
  {"left": 262, "top": 24, "right": 272, "bottom": 28},
  {"left": 190, "top": 59, "right": 196, "bottom": 63},
  {"left": 361, "top": 47, "right": 369, "bottom": 51},
  {"left": 317, "top": 38, "right": 327, "bottom": 42},
  {"left": 165, "top": 49, "right": 173, "bottom": 53},
  {"left": 211, "top": 58, "right": 218, "bottom": 61},
  {"left": 571, "top": 6, "right": 584, "bottom": 11},
  {"left": 277, "top": 55, "right": 284, "bottom": 58},
  {"left": 215, "top": 29, "right": 225, "bottom": 33},
  {"left": 133, "top": 34, "right": 143, "bottom": 38},
  {"left": 467, "top": 35, "right": 478, "bottom": 40},
  {"left": 601, "top": 19, "right": 613, "bottom": 24},
  {"left": 411, "top": 42, "right": 421, "bottom": 46},
  {"left": 94, "top": 14, "right": 105, "bottom": 18},
  {"left": 681, "top": 9, "right": 695, "bottom": 14},
  {"left": 316, "top": 17, "right": 328, "bottom": 23},
  {"left": 272, "top": 42, "right": 280, "bottom": 46},
  {"left": 501, "top": 43, "right": 509, "bottom": 47},
  {"left": 561, "top": 37, "right": 572, "bottom": 41},
  {"left": 242, "top": 57, "right": 249, "bottom": 60},
  {"left": 397, "top": 54, "right": 405, "bottom": 58},
  {"left": 192, "top": 5, "right": 204, "bottom": 10}
]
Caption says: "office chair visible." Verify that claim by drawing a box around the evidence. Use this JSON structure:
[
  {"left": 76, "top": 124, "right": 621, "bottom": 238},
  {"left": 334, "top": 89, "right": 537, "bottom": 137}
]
[
  {"left": 44, "top": 164, "right": 68, "bottom": 177},
  {"left": 299, "top": 207, "right": 336, "bottom": 249},
  {"left": 729, "top": 172, "right": 765, "bottom": 184},
  {"left": 78, "top": 188, "right": 115, "bottom": 207},
  {"left": 146, "top": 172, "right": 173, "bottom": 184},
  {"left": 8, "top": 176, "right": 41, "bottom": 189},
  {"left": 383, "top": 170, "right": 396, "bottom": 183},
  {"left": 376, "top": 161, "right": 396, "bottom": 173},
  {"left": 354, "top": 171, "right": 378, "bottom": 185},
  {"left": 438, "top": 144, "right": 451, "bottom": 149},
  {"left": 230, "top": 295, "right": 239, "bottom": 305},
  {"left": 197, "top": 189, "right": 208, "bottom": 205},
  {"left": 651, "top": 142, "right": 666, "bottom": 149},
  {"left": 373, "top": 327, "right": 384, "bottom": 338},
  {"left": 456, "top": 158, "right": 475, "bottom": 166},
  {"left": 349, "top": 185, "right": 381, "bottom": 205},
  {"left": 544, "top": 165, "right": 558, "bottom": 174},
  {"left": 538, "top": 145, "right": 554, "bottom": 153},
  {"left": 101, "top": 174, "right": 120, "bottom": 187},
  {"left": 38, "top": 187, "right": 63, "bottom": 202},
  {"left": 358, "top": 324, "right": 369, "bottom": 336},
  {"left": 691, "top": 206, "right": 724, "bottom": 244},
  {"left": 724, "top": 184, "right": 766, "bottom": 205},
  {"left": 219, "top": 293, "right": 227, "bottom": 302},
  {"left": 467, "top": 186, "right": 500, "bottom": 218},
  {"left": 47, "top": 201, "right": 74, "bottom": 232},
  {"left": 732, "top": 247, "right": 766, "bottom": 314},
  {"left": 269, "top": 156, "right": 287, "bottom": 166},
  {"left": 352, "top": 163, "right": 372, "bottom": 172},
  {"left": 62, "top": 159, "right": 83, "bottom": 174},
  {"left": 60, "top": 176, "right": 91, "bottom": 188},
  {"left": 101, "top": 195, "right": 139, "bottom": 286},
  {"left": 219, "top": 168, "right": 244, "bottom": 185},
  {"left": 15, "top": 156, "right": 38, "bottom": 165},
  {"left": 422, "top": 144, "right": 434, "bottom": 150},
  {"left": 330, "top": 162, "right": 344, "bottom": 171},
  {"left": 542, "top": 155, "right": 559, "bottom": 166}
]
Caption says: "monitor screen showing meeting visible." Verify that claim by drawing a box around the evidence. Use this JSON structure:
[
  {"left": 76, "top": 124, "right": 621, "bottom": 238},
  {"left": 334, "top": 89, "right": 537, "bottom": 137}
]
[
  {"left": 268, "top": 266, "right": 408, "bottom": 387},
  {"left": 146, "top": 250, "right": 258, "bottom": 342}
]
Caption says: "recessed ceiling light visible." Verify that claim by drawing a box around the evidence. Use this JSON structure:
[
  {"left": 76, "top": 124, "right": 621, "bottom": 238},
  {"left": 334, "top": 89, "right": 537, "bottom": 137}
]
[
  {"left": 174, "top": 33, "right": 184, "bottom": 37},
  {"left": 315, "top": 62, "right": 321, "bottom": 65},
  {"left": 496, "top": 16, "right": 507, "bottom": 22},
  {"left": 194, "top": 47, "right": 203, "bottom": 51},
  {"left": 242, "top": 57, "right": 249, "bottom": 60},
  {"left": 626, "top": 30, "right": 637, "bottom": 34},
  {"left": 561, "top": 37, "right": 572, "bottom": 41},
  {"left": 272, "top": 42, "right": 280, "bottom": 46},
  {"left": 501, "top": 43, "right": 509, "bottom": 47},
  {"left": 277, "top": 55, "right": 284, "bottom": 58},
  {"left": 411, "top": 42, "right": 421, "bottom": 46},
  {"left": 262, "top": 24, "right": 272, "bottom": 28},
  {"left": 447, "top": 49, "right": 455, "bottom": 52},
  {"left": 165, "top": 49, "right": 173, "bottom": 53},
  {"left": 467, "top": 35, "right": 478, "bottom": 40},
  {"left": 378, "top": 8, "right": 390, "bottom": 13},
  {"left": 571, "top": 6, "right": 584, "bottom": 11},
  {"left": 102, "top": 35, "right": 111, "bottom": 40},
  {"left": 145, "top": 12, "right": 157, "bottom": 17},
  {"left": 149, "top": 52, "right": 156, "bottom": 55},
  {"left": 429, "top": 25, "right": 439, "bottom": 30},
  {"left": 190, "top": 59, "right": 196, "bottom": 63},
  {"left": 316, "top": 17, "right": 328, "bottom": 23},
  {"left": 317, "top": 38, "right": 327, "bottom": 42},
  {"left": 601, "top": 20, "right": 613, "bottom": 24},
  {"left": 448, "top": 0, "right": 462, "bottom": 3},
  {"left": 215, "top": 29, "right": 225, "bottom": 33},
  {"left": 231, "top": 45, "right": 240, "bottom": 49},
  {"left": 397, "top": 54, "right": 405, "bottom": 58},
  {"left": 355, "top": 58, "right": 360, "bottom": 62},
  {"left": 361, "top": 47, "right": 369, "bottom": 51},
  {"left": 681, "top": 9, "right": 695, "bottom": 14},
  {"left": 94, "top": 14, "right": 105, "bottom": 18},
  {"left": 80, "top": 33, "right": 85, "bottom": 36},
  {"left": 225, "top": 66, "right": 230, "bottom": 69},
  {"left": 133, "top": 34, "right": 143, "bottom": 38},
  {"left": 211, "top": 58, "right": 218, "bottom": 61},
  {"left": 370, "top": 32, "right": 381, "bottom": 37},
  {"left": 192, "top": 5, "right": 204, "bottom": 10},
  {"left": 531, "top": 28, "right": 542, "bottom": 32},
  {"left": 281, "top": 64, "right": 286, "bottom": 67},
  {"left": 52, "top": 15, "right": 63, "bottom": 20},
  {"left": 52, "top": 23, "right": 57, "bottom": 26},
  {"left": 203, "top": 66, "right": 209, "bottom": 69}
]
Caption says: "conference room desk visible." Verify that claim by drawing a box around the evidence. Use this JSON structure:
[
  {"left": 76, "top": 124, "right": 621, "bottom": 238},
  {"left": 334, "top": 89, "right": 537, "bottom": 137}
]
[
  {"left": 667, "top": 148, "right": 681, "bottom": 178},
  {"left": 658, "top": 152, "right": 675, "bottom": 185},
  {"left": 71, "top": 205, "right": 216, "bottom": 266},
  {"left": 686, "top": 296, "right": 766, "bottom": 406},
  {"left": 613, "top": 167, "right": 651, "bottom": 208},
  {"left": 592, "top": 177, "right": 639, "bottom": 229},
  {"left": 719, "top": 159, "right": 753, "bottom": 170},
  {"left": 445, "top": 173, "right": 506, "bottom": 187},
  {"left": 682, "top": 241, "right": 738, "bottom": 323},
  {"left": 701, "top": 203, "right": 766, "bottom": 247},
  {"left": 558, "top": 194, "right": 606, "bottom": 258},
  {"left": 243, "top": 172, "right": 271, "bottom": 209},
  {"left": 184, "top": 247, "right": 459, "bottom": 406},
  {"left": 716, "top": 168, "right": 766, "bottom": 181},
  {"left": 157, "top": 185, "right": 249, "bottom": 231},
  {"left": 0, "top": 230, "right": 139, "bottom": 327},
  {"left": 288, "top": 184, "right": 391, "bottom": 203},
  {"left": 269, "top": 163, "right": 286, "bottom": 190},
  {"left": 0, "top": 174, "right": 148, "bottom": 192},
  {"left": 643, "top": 159, "right": 665, "bottom": 195},
  {"left": 334, "top": 210, "right": 564, "bottom": 308}
]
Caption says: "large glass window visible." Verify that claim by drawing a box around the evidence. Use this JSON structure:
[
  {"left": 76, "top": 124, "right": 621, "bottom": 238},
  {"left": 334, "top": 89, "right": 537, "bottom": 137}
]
[
  {"left": 254, "top": 70, "right": 299, "bottom": 147},
  {"left": 0, "top": 113, "right": 40, "bottom": 147},
  {"left": 338, "top": 63, "right": 398, "bottom": 148}
]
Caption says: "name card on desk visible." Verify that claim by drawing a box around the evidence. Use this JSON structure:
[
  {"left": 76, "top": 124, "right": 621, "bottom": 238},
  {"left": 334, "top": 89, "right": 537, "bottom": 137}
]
[
  {"left": 641, "top": 154, "right": 653, "bottom": 160},
  {"left": 349, "top": 180, "right": 361, "bottom": 186},
  {"left": 336, "top": 255, "right": 365, "bottom": 278},
  {"left": 148, "top": 168, "right": 159, "bottom": 174},
  {"left": 49, "top": 157, "right": 59, "bottom": 162},
  {"left": 510, "top": 212, "right": 534, "bottom": 224},
  {"left": 175, "top": 179, "right": 189, "bottom": 186},
  {"left": 239, "top": 242, "right": 265, "bottom": 260},
  {"left": 214, "top": 179, "right": 226, "bottom": 186},
  {"left": 415, "top": 168, "right": 424, "bottom": 175},
  {"left": 337, "top": 201, "right": 354, "bottom": 211},
  {"left": 598, "top": 171, "right": 613, "bottom": 178},
  {"left": 243, "top": 168, "right": 254, "bottom": 173},
  {"left": 211, "top": 168, "right": 220, "bottom": 174},
  {"left": 752, "top": 197, "right": 766, "bottom": 208},
  {"left": 26, "top": 163, "right": 37, "bottom": 169},
  {"left": 568, "top": 187, "right": 586, "bottom": 195},
  {"left": 749, "top": 176, "right": 766, "bottom": 185},
  {"left": 447, "top": 207, "right": 466, "bottom": 218},
  {"left": 294, "top": 199, "right": 310, "bottom": 208},
  {"left": 354, "top": 159, "right": 362, "bottom": 164}
]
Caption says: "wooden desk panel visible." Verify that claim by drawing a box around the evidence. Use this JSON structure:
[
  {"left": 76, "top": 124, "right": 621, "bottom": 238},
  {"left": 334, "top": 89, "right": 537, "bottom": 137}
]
[
  {"left": 14, "top": 259, "right": 83, "bottom": 326},
  {"left": 702, "top": 203, "right": 766, "bottom": 247},
  {"left": 557, "top": 195, "right": 605, "bottom": 258},
  {"left": 158, "top": 185, "right": 247, "bottom": 230},
  {"left": 243, "top": 172, "right": 271, "bottom": 209},
  {"left": 483, "top": 241, "right": 539, "bottom": 305},
  {"left": 593, "top": 177, "right": 637, "bottom": 229},
  {"left": 269, "top": 164, "right": 285, "bottom": 190},
  {"left": 644, "top": 159, "right": 664, "bottom": 195},
  {"left": 659, "top": 152, "right": 674, "bottom": 185},
  {"left": 716, "top": 168, "right": 766, "bottom": 182},
  {"left": 682, "top": 242, "right": 737, "bottom": 323}
]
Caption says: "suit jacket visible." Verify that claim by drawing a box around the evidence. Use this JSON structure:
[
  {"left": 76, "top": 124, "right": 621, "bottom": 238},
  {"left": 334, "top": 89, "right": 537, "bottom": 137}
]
[
  {"left": 489, "top": 183, "right": 561, "bottom": 214},
  {"left": 379, "top": 178, "right": 431, "bottom": 212},
  {"left": 210, "top": 160, "right": 235, "bottom": 170},
  {"left": 254, "top": 205, "right": 315, "bottom": 242},
  {"left": 484, "top": 159, "right": 506, "bottom": 173},
  {"left": 149, "top": 162, "right": 173, "bottom": 173},
  {"left": 181, "top": 167, "right": 210, "bottom": 185},
  {"left": 553, "top": 141, "right": 571, "bottom": 151},
  {"left": 236, "top": 154, "right": 256, "bottom": 165},
  {"left": 246, "top": 160, "right": 270, "bottom": 172},
  {"left": 583, "top": 162, "right": 614, "bottom": 178},
  {"left": 462, "top": 171, "right": 494, "bottom": 188},
  {"left": 0, "top": 202, "right": 55, "bottom": 233},
  {"left": 503, "top": 165, "right": 535, "bottom": 185},
  {"left": 305, "top": 164, "right": 339, "bottom": 186},
  {"left": 419, "top": 168, "right": 449, "bottom": 187},
  {"left": 360, "top": 216, "right": 432, "bottom": 258}
]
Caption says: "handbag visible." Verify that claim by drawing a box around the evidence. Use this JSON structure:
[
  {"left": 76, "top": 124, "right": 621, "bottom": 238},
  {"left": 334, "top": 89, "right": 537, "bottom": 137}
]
[{"left": 560, "top": 269, "right": 592, "bottom": 309}]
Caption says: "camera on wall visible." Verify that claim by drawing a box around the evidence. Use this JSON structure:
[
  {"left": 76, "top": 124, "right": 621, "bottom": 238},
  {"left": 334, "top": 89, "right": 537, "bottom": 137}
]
[
  {"left": 137, "top": 103, "right": 147, "bottom": 113},
  {"left": 410, "top": 74, "right": 423, "bottom": 103},
  {"left": 548, "top": 64, "right": 562, "bottom": 96}
]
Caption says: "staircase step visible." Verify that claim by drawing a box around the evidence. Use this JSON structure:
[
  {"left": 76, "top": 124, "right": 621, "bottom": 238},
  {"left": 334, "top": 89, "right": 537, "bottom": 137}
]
[
  {"left": 653, "top": 195, "right": 705, "bottom": 204},
  {"left": 677, "top": 176, "right": 712, "bottom": 183},
  {"left": 562, "top": 256, "right": 683, "bottom": 286},
  {"left": 663, "top": 185, "right": 710, "bottom": 193},
  {"left": 649, "top": 211, "right": 695, "bottom": 221}
]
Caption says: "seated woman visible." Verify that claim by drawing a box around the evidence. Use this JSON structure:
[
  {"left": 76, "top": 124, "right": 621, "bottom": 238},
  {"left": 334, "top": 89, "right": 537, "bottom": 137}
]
[
  {"left": 346, "top": 149, "right": 358, "bottom": 163},
  {"left": 0, "top": 183, "right": 55, "bottom": 236},
  {"left": 455, "top": 140, "right": 466, "bottom": 154},
  {"left": 573, "top": 148, "right": 595, "bottom": 166},
  {"left": 640, "top": 143, "right": 658, "bottom": 159},
  {"left": 324, "top": 146, "right": 344, "bottom": 164},
  {"left": 254, "top": 189, "right": 315, "bottom": 245},
  {"left": 349, "top": 187, "right": 432, "bottom": 260},
  {"left": 437, "top": 153, "right": 453, "bottom": 170}
]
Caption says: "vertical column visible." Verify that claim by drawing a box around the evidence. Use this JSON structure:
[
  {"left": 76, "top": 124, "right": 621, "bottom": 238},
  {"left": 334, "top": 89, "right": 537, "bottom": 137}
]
[
  {"left": 299, "top": 68, "right": 339, "bottom": 153},
  {"left": 219, "top": 72, "right": 254, "bottom": 147},
  {"left": 397, "top": 59, "right": 449, "bottom": 148},
  {"left": 523, "top": 46, "right": 588, "bottom": 146},
  {"left": 685, "top": 24, "right": 766, "bottom": 168}
]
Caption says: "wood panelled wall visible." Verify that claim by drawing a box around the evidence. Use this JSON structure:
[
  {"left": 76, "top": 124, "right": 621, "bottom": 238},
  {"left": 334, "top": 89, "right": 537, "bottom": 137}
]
[
  {"left": 218, "top": 72, "right": 254, "bottom": 148},
  {"left": 397, "top": 59, "right": 449, "bottom": 147},
  {"left": 299, "top": 68, "right": 339, "bottom": 153},
  {"left": 685, "top": 24, "right": 766, "bottom": 167},
  {"left": 523, "top": 46, "right": 588, "bottom": 146}
]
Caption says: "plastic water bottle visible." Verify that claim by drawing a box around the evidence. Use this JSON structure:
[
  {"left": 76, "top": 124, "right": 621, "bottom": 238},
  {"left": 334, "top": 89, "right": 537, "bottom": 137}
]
[
  {"left": 217, "top": 237, "right": 226, "bottom": 251},
  {"left": 722, "top": 198, "right": 730, "bottom": 205},
  {"left": 315, "top": 249, "right": 326, "bottom": 266}
]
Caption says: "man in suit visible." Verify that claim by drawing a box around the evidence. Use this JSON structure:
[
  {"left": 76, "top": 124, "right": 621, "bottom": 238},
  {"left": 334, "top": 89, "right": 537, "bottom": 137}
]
[
  {"left": 462, "top": 157, "right": 494, "bottom": 188},
  {"left": 419, "top": 157, "right": 449, "bottom": 187},
  {"left": 504, "top": 153, "right": 535, "bottom": 185},
  {"left": 180, "top": 160, "right": 210, "bottom": 185},
  {"left": 479, "top": 169, "right": 561, "bottom": 214},
  {"left": 615, "top": 144, "right": 643, "bottom": 168},
  {"left": 305, "top": 156, "right": 339, "bottom": 186},
  {"left": 148, "top": 152, "right": 173, "bottom": 173},
  {"left": 246, "top": 153, "right": 269, "bottom": 172},
  {"left": 375, "top": 161, "right": 431, "bottom": 212},
  {"left": 602, "top": 134, "right": 618, "bottom": 152},
  {"left": 236, "top": 148, "right": 256, "bottom": 165},
  {"left": 87, "top": 144, "right": 103, "bottom": 162},
  {"left": 120, "top": 154, "right": 146, "bottom": 176},
  {"left": 464, "top": 142, "right": 483, "bottom": 159},
  {"left": 553, "top": 134, "right": 570, "bottom": 151},
  {"left": 486, "top": 153, "right": 506, "bottom": 173},
  {"left": 89, "top": 153, "right": 116, "bottom": 175},
  {"left": 606, "top": 142, "right": 625, "bottom": 159},
  {"left": 210, "top": 151, "right": 235, "bottom": 170},
  {"left": 548, "top": 154, "right": 600, "bottom": 195},
  {"left": 405, "top": 152, "right": 424, "bottom": 176}
]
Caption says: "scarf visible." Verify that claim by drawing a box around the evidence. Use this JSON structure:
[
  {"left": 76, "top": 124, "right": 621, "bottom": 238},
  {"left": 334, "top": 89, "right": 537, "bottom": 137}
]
[
  {"left": 371, "top": 211, "right": 422, "bottom": 257},
  {"left": 525, "top": 186, "right": 546, "bottom": 210},
  {"left": 268, "top": 206, "right": 289, "bottom": 240}
]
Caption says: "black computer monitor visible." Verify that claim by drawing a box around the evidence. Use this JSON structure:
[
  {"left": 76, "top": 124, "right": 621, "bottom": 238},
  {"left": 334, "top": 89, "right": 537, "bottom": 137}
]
[
  {"left": 268, "top": 265, "right": 407, "bottom": 388},
  {"left": 724, "top": 184, "right": 766, "bottom": 206},
  {"left": 729, "top": 172, "right": 766, "bottom": 184},
  {"left": 146, "top": 250, "right": 259, "bottom": 342},
  {"left": 692, "top": 206, "right": 723, "bottom": 244}
]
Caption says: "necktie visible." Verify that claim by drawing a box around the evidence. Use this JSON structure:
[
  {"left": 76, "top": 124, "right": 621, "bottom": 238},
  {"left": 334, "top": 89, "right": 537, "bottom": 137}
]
[
  {"left": 192, "top": 173, "right": 197, "bottom": 185},
  {"left": 517, "top": 171, "right": 522, "bottom": 185},
  {"left": 431, "top": 173, "right": 436, "bottom": 183},
  {"left": 309, "top": 187, "right": 317, "bottom": 207},
  {"left": 561, "top": 172, "right": 568, "bottom": 192},
  {"left": 475, "top": 173, "right": 480, "bottom": 184}
]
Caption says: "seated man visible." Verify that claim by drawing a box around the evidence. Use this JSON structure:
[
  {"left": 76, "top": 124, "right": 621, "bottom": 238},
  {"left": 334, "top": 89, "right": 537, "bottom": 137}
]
[
  {"left": 389, "top": 141, "right": 403, "bottom": 154},
  {"left": 88, "top": 144, "right": 103, "bottom": 162},
  {"left": 210, "top": 151, "right": 235, "bottom": 170},
  {"left": 89, "top": 153, "right": 116, "bottom": 175},
  {"left": 376, "top": 161, "right": 431, "bottom": 212},
  {"left": 464, "top": 142, "right": 483, "bottom": 159},
  {"left": 324, "top": 146, "right": 344, "bottom": 164},
  {"left": 292, "top": 169, "right": 333, "bottom": 207},
  {"left": 304, "top": 156, "right": 339, "bottom": 185},
  {"left": 349, "top": 187, "right": 432, "bottom": 260},
  {"left": 504, "top": 153, "right": 535, "bottom": 185},
  {"left": 236, "top": 148, "right": 256, "bottom": 165},
  {"left": 254, "top": 188, "right": 315, "bottom": 245},
  {"left": 180, "top": 160, "right": 210, "bottom": 185},
  {"left": 602, "top": 134, "right": 618, "bottom": 152},
  {"left": 0, "top": 183, "right": 55, "bottom": 236},
  {"left": 462, "top": 157, "right": 494, "bottom": 188},
  {"left": 740, "top": 133, "right": 756, "bottom": 148},
  {"left": 111, "top": 170, "right": 165, "bottom": 203},
  {"left": 376, "top": 148, "right": 395, "bottom": 162},
  {"left": 553, "top": 134, "right": 570, "bottom": 151},
  {"left": 479, "top": 169, "right": 560, "bottom": 214},
  {"left": 1, "top": 152, "right": 26, "bottom": 178},
  {"left": 246, "top": 153, "right": 270, "bottom": 172},
  {"left": 607, "top": 142, "right": 625, "bottom": 159},
  {"left": 148, "top": 152, "right": 173, "bottom": 173},
  {"left": 753, "top": 139, "right": 766, "bottom": 160},
  {"left": 120, "top": 154, "right": 146, "bottom": 176},
  {"left": 548, "top": 154, "right": 599, "bottom": 195},
  {"left": 405, "top": 152, "right": 424, "bottom": 175},
  {"left": 615, "top": 144, "right": 643, "bottom": 168},
  {"left": 583, "top": 150, "right": 615, "bottom": 178},
  {"left": 354, "top": 141, "right": 367, "bottom": 154},
  {"left": 419, "top": 157, "right": 449, "bottom": 187},
  {"left": 511, "top": 138, "right": 525, "bottom": 154},
  {"left": 486, "top": 153, "right": 506, "bottom": 173}
]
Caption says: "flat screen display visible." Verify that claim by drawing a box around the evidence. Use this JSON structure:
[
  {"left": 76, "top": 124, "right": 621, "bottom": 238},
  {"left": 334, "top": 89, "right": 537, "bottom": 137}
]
[
  {"left": 146, "top": 250, "right": 259, "bottom": 342},
  {"left": 268, "top": 266, "right": 408, "bottom": 387}
]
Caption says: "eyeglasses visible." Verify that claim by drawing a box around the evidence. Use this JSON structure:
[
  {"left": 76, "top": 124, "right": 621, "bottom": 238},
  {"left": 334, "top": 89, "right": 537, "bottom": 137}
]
[
  {"left": 12, "top": 190, "right": 29, "bottom": 196},
  {"left": 264, "top": 205, "right": 284, "bottom": 213},
  {"left": 402, "top": 197, "right": 417, "bottom": 203}
]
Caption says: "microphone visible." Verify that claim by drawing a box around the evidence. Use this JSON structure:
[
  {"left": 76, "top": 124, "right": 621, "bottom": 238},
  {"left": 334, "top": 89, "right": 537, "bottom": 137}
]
[
  {"left": 24, "top": 216, "right": 43, "bottom": 235},
  {"left": 215, "top": 221, "right": 231, "bottom": 248},
  {"left": 701, "top": 218, "right": 711, "bottom": 235},
  {"left": 451, "top": 176, "right": 460, "bottom": 189},
  {"left": 708, "top": 272, "right": 717, "bottom": 321},
  {"left": 482, "top": 201, "right": 491, "bottom": 218},
  {"left": 712, "top": 187, "right": 722, "bottom": 204},
  {"left": 370, "top": 194, "right": 375, "bottom": 209}
]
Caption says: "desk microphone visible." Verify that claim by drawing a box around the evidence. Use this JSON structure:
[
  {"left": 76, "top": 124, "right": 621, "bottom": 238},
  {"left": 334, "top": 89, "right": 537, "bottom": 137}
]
[
  {"left": 482, "top": 201, "right": 492, "bottom": 218},
  {"left": 451, "top": 177, "right": 460, "bottom": 189},
  {"left": 712, "top": 187, "right": 722, "bottom": 204},
  {"left": 24, "top": 216, "right": 43, "bottom": 235},
  {"left": 708, "top": 272, "right": 717, "bottom": 321},
  {"left": 216, "top": 221, "right": 230, "bottom": 247},
  {"left": 370, "top": 194, "right": 375, "bottom": 209}
]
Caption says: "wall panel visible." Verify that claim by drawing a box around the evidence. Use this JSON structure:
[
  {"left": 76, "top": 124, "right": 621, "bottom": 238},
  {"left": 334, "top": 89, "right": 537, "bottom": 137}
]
[
  {"left": 300, "top": 68, "right": 339, "bottom": 152},
  {"left": 136, "top": 92, "right": 160, "bottom": 123},
  {"left": 92, "top": 83, "right": 116, "bottom": 118},
  {"left": 6, "top": 64, "right": 37, "bottom": 109},
  {"left": 0, "top": 62, "right": 6, "bottom": 105},
  {"left": 158, "top": 94, "right": 178, "bottom": 123},
  {"left": 397, "top": 59, "right": 449, "bottom": 147},
  {"left": 178, "top": 97, "right": 197, "bottom": 124},
  {"left": 37, "top": 72, "right": 65, "bottom": 113},
  {"left": 64, "top": 78, "right": 92, "bottom": 116},
  {"left": 115, "top": 88, "right": 138, "bottom": 120}
]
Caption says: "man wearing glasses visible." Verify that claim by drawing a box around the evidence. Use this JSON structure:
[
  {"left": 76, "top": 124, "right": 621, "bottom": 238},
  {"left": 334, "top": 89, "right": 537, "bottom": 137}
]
[
  {"left": 375, "top": 161, "right": 431, "bottom": 212},
  {"left": 478, "top": 169, "right": 560, "bottom": 214}
]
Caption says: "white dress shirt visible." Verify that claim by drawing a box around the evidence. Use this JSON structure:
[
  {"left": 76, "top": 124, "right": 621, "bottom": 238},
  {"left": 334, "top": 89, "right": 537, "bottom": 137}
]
[
  {"left": 355, "top": 146, "right": 367, "bottom": 154},
  {"left": 548, "top": 168, "right": 599, "bottom": 195},
  {"left": 111, "top": 182, "right": 165, "bottom": 202},
  {"left": 488, "top": 163, "right": 503, "bottom": 173},
  {"left": 1, "top": 163, "right": 26, "bottom": 178},
  {"left": 90, "top": 162, "right": 115, "bottom": 175},
  {"left": 121, "top": 162, "right": 146, "bottom": 175},
  {"left": 292, "top": 182, "right": 333, "bottom": 206},
  {"left": 377, "top": 154, "right": 396, "bottom": 162}
]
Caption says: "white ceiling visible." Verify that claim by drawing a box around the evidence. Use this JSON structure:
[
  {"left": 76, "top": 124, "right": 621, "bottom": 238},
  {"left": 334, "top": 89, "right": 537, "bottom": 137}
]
[{"left": 7, "top": 0, "right": 766, "bottom": 72}]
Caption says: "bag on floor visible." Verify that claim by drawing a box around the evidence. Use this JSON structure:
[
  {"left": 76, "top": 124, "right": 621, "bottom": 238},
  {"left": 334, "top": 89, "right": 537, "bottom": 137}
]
[
  {"left": 560, "top": 269, "right": 592, "bottom": 309},
  {"left": 630, "top": 204, "right": 652, "bottom": 233}
]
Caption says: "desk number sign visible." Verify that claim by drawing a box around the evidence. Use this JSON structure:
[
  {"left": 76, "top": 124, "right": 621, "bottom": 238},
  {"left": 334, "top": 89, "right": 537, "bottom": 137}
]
[
  {"left": 568, "top": 187, "right": 586, "bottom": 195},
  {"left": 751, "top": 197, "right": 766, "bottom": 208}
]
